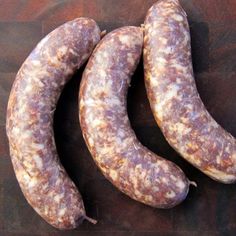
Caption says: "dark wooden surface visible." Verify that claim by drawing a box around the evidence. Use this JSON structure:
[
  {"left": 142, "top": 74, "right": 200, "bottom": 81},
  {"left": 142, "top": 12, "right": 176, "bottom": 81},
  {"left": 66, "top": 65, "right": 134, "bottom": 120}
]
[{"left": 0, "top": 0, "right": 236, "bottom": 235}]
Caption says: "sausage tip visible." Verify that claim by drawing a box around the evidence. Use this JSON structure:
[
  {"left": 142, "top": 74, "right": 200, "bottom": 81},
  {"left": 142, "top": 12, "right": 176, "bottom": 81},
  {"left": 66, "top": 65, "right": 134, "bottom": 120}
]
[
  {"left": 101, "top": 30, "right": 107, "bottom": 38},
  {"left": 84, "top": 215, "right": 97, "bottom": 224},
  {"left": 189, "top": 180, "right": 197, "bottom": 188}
]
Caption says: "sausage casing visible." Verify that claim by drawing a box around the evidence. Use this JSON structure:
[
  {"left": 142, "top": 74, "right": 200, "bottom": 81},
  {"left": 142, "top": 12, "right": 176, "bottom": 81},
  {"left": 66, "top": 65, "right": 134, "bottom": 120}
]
[
  {"left": 6, "top": 18, "right": 100, "bottom": 229},
  {"left": 143, "top": 0, "right": 236, "bottom": 183},
  {"left": 79, "top": 26, "right": 191, "bottom": 208}
]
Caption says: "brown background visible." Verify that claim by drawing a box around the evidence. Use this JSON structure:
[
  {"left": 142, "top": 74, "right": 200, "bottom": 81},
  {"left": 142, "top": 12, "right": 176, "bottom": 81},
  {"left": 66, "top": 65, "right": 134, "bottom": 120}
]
[{"left": 0, "top": 0, "right": 236, "bottom": 235}]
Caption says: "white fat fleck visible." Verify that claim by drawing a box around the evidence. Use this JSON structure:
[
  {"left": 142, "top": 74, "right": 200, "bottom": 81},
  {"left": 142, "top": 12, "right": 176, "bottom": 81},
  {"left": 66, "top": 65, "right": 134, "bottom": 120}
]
[
  {"left": 216, "top": 155, "right": 221, "bottom": 165},
  {"left": 59, "top": 208, "right": 66, "bottom": 216},
  {"left": 156, "top": 57, "right": 167, "bottom": 65},
  {"left": 225, "top": 144, "right": 230, "bottom": 153},
  {"left": 37, "top": 80, "right": 45, "bottom": 88},
  {"left": 44, "top": 205, "right": 49, "bottom": 215},
  {"left": 166, "top": 85, "right": 180, "bottom": 100},
  {"left": 84, "top": 98, "right": 96, "bottom": 107},
  {"left": 98, "top": 146, "right": 114, "bottom": 156},
  {"left": 176, "top": 78, "right": 182, "bottom": 84},
  {"left": 52, "top": 82, "right": 58, "bottom": 88},
  {"left": 154, "top": 165, "right": 160, "bottom": 173},
  {"left": 172, "top": 63, "right": 188, "bottom": 73},
  {"left": 162, "top": 163, "right": 169, "bottom": 172},
  {"left": 22, "top": 130, "right": 32, "bottom": 139},
  {"left": 135, "top": 164, "right": 146, "bottom": 180},
  {"left": 117, "top": 129, "right": 125, "bottom": 138},
  {"left": 48, "top": 190, "right": 55, "bottom": 197},
  {"left": 49, "top": 56, "right": 60, "bottom": 66},
  {"left": 92, "top": 79, "right": 112, "bottom": 98},
  {"left": 55, "top": 178, "right": 62, "bottom": 186},
  {"left": 135, "top": 164, "right": 142, "bottom": 171},
  {"left": 210, "top": 120, "right": 219, "bottom": 129},
  {"left": 150, "top": 29, "right": 158, "bottom": 37},
  {"left": 69, "top": 48, "right": 76, "bottom": 55},
  {"left": 154, "top": 103, "right": 164, "bottom": 122},
  {"left": 32, "top": 60, "right": 41, "bottom": 66},
  {"left": 186, "top": 104, "right": 194, "bottom": 112},
  {"left": 92, "top": 119, "right": 106, "bottom": 128},
  {"left": 162, "top": 46, "right": 172, "bottom": 54},
  {"left": 28, "top": 177, "right": 38, "bottom": 188},
  {"left": 133, "top": 142, "right": 139, "bottom": 150},
  {"left": 95, "top": 52, "right": 109, "bottom": 69},
  {"left": 42, "top": 183, "right": 48, "bottom": 191},
  {"left": 150, "top": 76, "right": 159, "bottom": 87},
  {"left": 145, "top": 195, "right": 153, "bottom": 202},
  {"left": 159, "top": 37, "right": 168, "bottom": 45},
  {"left": 33, "top": 155, "right": 43, "bottom": 169},
  {"left": 23, "top": 160, "right": 33, "bottom": 169},
  {"left": 153, "top": 185, "right": 159, "bottom": 192},
  {"left": 181, "top": 117, "right": 190, "bottom": 124},
  {"left": 133, "top": 177, "right": 138, "bottom": 189},
  {"left": 31, "top": 143, "right": 44, "bottom": 150},
  {"left": 119, "top": 35, "right": 130, "bottom": 45},
  {"left": 98, "top": 69, "right": 107, "bottom": 78},
  {"left": 176, "top": 180, "right": 185, "bottom": 190},
  {"left": 58, "top": 46, "right": 68, "bottom": 56},
  {"left": 127, "top": 54, "right": 135, "bottom": 65},
  {"left": 12, "top": 127, "right": 20, "bottom": 136},
  {"left": 109, "top": 169, "right": 118, "bottom": 181},
  {"left": 88, "top": 137, "right": 94, "bottom": 147},
  {"left": 80, "top": 99, "right": 85, "bottom": 108},
  {"left": 183, "top": 30, "right": 190, "bottom": 45},
  {"left": 172, "top": 14, "right": 184, "bottom": 21},
  {"left": 170, "top": 175, "right": 177, "bottom": 181},
  {"left": 115, "top": 136, "right": 123, "bottom": 146},
  {"left": 154, "top": 85, "right": 180, "bottom": 120},
  {"left": 95, "top": 54, "right": 103, "bottom": 63},
  {"left": 134, "top": 189, "right": 142, "bottom": 198},
  {"left": 54, "top": 193, "right": 64, "bottom": 203},
  {"left": 144, "top": 176, "right": 151, "bottom": 188},
  {"left": 109, "top": 97, "right": 122, "bottom": 106},
  {"left": 190, "top": 156, "right": 201, "bottom": 166},
  {"left": 23, "top": 173, "right": 30, "bottom": 182},
  {"left": 165, "top": 190, "right": 176, "bottom": 199},
  {"left": 162, "top": 177, "right": 168, "bottom": 184},
  {"left": 38, "top": 102, "right": 46, "bottom": 109},
  {"left": 175, "top": 123, "right": 191, "bottom": 135}
]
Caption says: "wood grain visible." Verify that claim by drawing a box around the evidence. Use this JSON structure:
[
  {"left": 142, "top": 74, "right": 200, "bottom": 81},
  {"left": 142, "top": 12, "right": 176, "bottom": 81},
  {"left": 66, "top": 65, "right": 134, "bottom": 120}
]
[
  {"left": 0, "top": 0, "right": 235, "bottom": 235},
  {"left": 0, "top": 22, "right": 42, "bottom": 72}
]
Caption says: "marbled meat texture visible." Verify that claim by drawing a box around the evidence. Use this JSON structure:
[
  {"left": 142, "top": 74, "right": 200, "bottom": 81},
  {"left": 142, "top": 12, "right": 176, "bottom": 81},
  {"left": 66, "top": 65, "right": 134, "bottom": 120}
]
[
  {"left": 6, "top": 18, "right": 101, "bottom": 229},
  {"left": 79, "top": 26, "right": 190, "bottom": 208},
  {"left": 143, "top": 0, "right": 236, "bottom": 183}
]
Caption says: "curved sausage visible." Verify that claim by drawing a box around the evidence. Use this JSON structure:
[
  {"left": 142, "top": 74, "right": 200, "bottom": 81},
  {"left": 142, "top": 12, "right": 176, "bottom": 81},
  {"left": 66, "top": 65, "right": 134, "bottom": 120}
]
[
  {"left": 79, "top": 26, "right": 192, "bottom": 209},
  {"left": 143, "top": 0, "right": 236, "bottom": 183},
  {"left": 6, "top": 18, "right": 100, "bottom": 229}
]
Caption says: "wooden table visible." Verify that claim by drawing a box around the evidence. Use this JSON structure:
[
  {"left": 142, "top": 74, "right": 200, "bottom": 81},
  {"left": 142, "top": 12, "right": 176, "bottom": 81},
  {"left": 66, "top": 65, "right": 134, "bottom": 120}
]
[{"left": 0, "top": 0, "right": 236, "bottom": 235}]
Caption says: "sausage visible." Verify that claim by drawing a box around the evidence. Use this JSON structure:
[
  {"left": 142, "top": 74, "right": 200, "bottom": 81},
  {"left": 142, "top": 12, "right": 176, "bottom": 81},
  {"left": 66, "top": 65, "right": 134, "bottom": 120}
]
[
  {"left": 79, "top": 26, "right": 193, "bottom": 209},
  {"left": 143, "top": 0, "right": 236, "bottom": 183},
  {"left": 6, "top": 18, "right": 100, "bottom": 229}
]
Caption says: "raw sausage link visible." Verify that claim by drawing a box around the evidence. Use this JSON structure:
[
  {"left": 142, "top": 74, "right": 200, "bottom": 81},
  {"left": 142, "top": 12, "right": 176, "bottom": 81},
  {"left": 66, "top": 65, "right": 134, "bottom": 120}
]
[
  {"left": 79, "top": 26, "right": 191, "bottom": 208},
  {"left": 143, "top": 0, "right": 236, "bottom": 183},
  {"left": 6, "top": 18, "right": 100, "bottom": 229}
]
